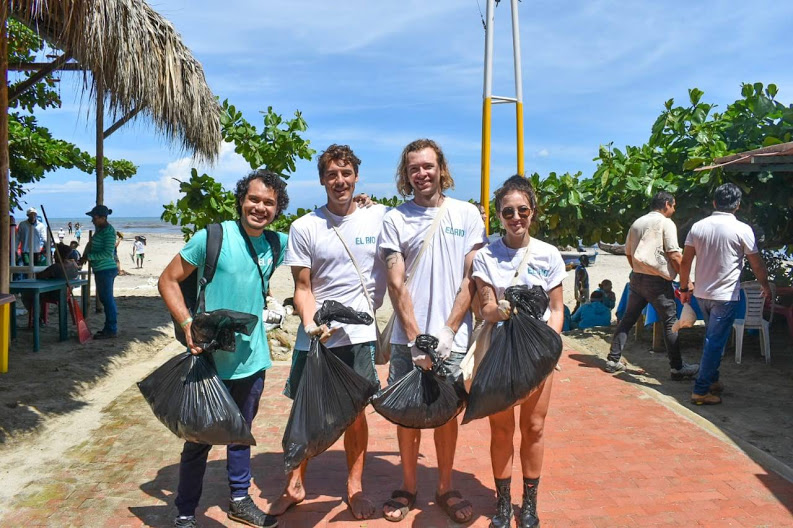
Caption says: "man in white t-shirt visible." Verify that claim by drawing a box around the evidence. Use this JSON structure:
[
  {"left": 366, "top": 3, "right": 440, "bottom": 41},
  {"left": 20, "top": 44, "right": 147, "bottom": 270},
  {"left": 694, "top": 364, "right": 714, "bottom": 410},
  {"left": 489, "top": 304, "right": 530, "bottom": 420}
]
[
  {"left": 605, "top": 191, "right": 699, "bottom": 380},
  {"left": 271, "top": 144, "right": 386, "bottom": 520},
  {"left": 679, "top": 183, "right": 770, "bottom": 406},
  {"left": 378, "top": 139, "right": 486, "bottom": 524},
  {"left": 17, "top": 207, "right": 48, "bottom": 265}
]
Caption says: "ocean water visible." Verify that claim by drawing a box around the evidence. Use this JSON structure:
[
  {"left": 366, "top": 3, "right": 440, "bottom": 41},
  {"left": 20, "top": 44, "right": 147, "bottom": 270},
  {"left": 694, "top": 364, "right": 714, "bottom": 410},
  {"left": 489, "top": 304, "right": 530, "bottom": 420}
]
[{"left": 46, "top": 217, "right": 185, "bottom": 236}]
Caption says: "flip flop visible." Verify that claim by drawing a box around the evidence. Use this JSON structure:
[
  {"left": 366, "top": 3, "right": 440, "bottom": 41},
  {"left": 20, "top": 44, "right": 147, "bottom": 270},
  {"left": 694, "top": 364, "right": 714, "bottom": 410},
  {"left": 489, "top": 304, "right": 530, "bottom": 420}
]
[
  {"left": 383, "top": 490, "right": 416, "bottom": 522},
  {"left": 435, "top": 490, "right": 473, "bottom": 524}
]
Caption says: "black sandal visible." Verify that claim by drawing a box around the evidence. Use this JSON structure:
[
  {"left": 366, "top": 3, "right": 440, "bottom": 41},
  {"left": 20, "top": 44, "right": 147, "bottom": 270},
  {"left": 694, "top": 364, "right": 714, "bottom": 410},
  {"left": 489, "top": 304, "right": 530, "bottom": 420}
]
[
  {"left": 383, "top": 490, "right": 416, "bottom": 522},
  {"left": 435, "top": 490, "right": 473, "bottom": 524}
]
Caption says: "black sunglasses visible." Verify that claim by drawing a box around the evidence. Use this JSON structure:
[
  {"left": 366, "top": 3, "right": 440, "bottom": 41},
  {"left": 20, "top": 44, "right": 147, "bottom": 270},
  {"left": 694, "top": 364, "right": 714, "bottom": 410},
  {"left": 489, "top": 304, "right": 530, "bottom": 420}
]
[{"left": 500, "top": 205, "right": 532, "bottom": 219}]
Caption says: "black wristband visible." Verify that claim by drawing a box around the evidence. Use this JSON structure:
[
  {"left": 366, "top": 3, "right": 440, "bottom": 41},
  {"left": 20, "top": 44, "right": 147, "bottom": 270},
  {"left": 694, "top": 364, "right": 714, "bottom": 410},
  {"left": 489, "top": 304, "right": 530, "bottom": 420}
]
[{"left": 678, "top": 287, "right": 690, "bottom": 293}]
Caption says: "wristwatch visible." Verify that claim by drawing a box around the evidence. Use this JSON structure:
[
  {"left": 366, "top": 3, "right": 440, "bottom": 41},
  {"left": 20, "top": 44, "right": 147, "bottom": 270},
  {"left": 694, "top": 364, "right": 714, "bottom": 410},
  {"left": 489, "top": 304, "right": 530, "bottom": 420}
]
[{"left": 678, "top": 286, "right": 690, "bottom": 293}]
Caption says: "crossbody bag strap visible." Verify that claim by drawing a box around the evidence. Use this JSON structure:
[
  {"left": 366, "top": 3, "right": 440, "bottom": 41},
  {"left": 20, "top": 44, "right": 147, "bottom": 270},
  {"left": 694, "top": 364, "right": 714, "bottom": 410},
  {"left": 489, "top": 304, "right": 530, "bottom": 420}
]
[
  {"left": 509, "top": 237, "right": 533, "bottom": 287},
  {"left": 405, "top": 197, "right": 449, "bottom": 287},
  {"left": 236, "top": 220, "right": 267, "bottom": 304},
  {"left": 322, "top": 206, "right": 375, "bottom": 313}
]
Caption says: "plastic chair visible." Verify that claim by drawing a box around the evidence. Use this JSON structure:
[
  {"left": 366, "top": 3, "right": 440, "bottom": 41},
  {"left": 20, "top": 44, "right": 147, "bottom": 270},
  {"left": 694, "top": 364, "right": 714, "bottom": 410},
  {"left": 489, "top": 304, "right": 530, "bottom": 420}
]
[{"left": 733, "top": 281, "right": 775, "bottom": 364}]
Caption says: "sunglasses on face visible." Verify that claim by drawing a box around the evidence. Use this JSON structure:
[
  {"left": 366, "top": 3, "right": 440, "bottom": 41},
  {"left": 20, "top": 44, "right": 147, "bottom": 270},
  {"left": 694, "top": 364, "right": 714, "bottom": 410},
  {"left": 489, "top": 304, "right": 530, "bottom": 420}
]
[{"left": 500, "top": 205, "right": 532, "bottom": 219}]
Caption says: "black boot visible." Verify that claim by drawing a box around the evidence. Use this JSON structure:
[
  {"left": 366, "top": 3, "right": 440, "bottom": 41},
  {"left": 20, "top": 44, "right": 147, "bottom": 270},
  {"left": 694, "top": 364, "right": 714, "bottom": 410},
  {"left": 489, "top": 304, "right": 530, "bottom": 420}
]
[
  {"left": 489, "top": 478, "right": 513, "bottom": 528},
  {"left": 518, "top": 477, "right": 540, "bottom": 528}
]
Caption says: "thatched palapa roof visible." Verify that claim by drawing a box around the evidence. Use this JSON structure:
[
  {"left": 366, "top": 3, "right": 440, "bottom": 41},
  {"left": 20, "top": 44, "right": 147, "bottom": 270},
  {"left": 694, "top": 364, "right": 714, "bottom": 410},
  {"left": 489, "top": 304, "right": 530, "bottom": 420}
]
[{"left": 9, "top": 0, "right": 222, "bottom": 162}]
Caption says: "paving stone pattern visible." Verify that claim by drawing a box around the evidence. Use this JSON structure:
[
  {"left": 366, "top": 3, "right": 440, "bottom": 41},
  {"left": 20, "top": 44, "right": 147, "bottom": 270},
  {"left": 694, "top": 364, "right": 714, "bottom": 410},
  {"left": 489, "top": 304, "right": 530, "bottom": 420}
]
[{"left": 1, "top": 351, "right": 792, "bottom": 527}]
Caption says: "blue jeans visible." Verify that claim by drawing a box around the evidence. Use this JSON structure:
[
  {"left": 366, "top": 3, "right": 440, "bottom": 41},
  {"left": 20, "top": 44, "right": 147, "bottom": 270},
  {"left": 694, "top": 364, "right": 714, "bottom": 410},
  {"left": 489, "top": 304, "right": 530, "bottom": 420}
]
[
  {"left": 693, "top": 299, "right": 739, "bottom": 395},
  {"left": 94, "top": 268, "right": 118, "bottom": 334},
  {"left": 175, "top": 370, "right": 266, "bottom": 517}
]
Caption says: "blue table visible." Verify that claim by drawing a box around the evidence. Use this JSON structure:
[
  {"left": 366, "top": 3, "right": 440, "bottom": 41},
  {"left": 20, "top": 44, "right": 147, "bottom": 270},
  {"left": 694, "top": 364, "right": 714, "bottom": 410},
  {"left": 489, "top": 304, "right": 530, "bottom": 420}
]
[
  {"left": 617, "top": 282, "right": 703, "bottom": 325},
  {"left": 10, "top": 279, "right": 69, "bottom": 352}
]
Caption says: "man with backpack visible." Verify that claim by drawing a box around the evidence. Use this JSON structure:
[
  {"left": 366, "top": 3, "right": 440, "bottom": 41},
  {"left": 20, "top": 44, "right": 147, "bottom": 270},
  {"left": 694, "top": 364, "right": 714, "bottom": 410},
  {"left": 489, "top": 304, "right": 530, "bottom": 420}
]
[
  {"left": 270, "top": 144, "right": 387, "bottom": 520},
  {"left": 158, "top": 169, "right": 289, "bottom": 528}
]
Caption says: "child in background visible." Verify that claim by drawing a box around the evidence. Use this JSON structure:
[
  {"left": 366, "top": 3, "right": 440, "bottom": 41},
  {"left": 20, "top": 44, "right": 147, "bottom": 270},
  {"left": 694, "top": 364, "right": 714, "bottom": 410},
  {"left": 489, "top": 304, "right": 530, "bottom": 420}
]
[
  {"left": 594, "top": 279, "right": 616, "bottom": 310},
  {"left": 571, "top": 290, "right": 612, "bottom": 329},
  {"left": 133, "top": 236, "right": 146, "bottom": 269}
]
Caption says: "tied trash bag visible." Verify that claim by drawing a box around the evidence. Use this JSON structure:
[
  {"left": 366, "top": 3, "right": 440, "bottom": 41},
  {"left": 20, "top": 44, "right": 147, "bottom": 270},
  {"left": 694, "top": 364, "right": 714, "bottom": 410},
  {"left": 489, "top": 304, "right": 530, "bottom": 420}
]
[
  {"left": 371, "top": 334, "right": 467, "bottom": 429},
  {"left": 672, "top": 302, "right": 697, "bottom": 332},
  {"left": 462, "top": 285, "right": 562, "bottom": 424},
  {"left": 189, "top": 309, "right": 258, "bottom": 352},
  {"left": 282, "top": 300, "right": 376, "bottom": 473},
  {"left": 137, "top": 352, "right": 255, "bottom": 445}
]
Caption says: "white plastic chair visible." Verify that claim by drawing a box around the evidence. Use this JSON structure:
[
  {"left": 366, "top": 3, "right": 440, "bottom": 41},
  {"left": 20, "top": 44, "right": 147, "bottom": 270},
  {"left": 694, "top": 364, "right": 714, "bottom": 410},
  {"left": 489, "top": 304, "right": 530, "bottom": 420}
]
[{"left": 733, "top": 281, "right": 775, "bottom": 364}]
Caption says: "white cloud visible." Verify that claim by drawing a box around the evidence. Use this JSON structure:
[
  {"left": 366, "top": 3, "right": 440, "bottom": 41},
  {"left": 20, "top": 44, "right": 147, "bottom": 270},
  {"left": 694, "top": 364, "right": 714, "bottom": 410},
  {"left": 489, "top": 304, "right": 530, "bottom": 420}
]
[{"left": 536, "top": 148, "right": 549, "bottom": 157}]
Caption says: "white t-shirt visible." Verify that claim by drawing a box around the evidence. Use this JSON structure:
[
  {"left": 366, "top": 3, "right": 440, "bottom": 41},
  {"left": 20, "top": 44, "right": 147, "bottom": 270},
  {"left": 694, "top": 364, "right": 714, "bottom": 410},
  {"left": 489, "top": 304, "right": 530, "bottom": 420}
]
[
  {"left": 625, "top": 211, "right": 681, "bottom": 280},
  {"left": 285, "top": 204, "right": 388, "bottom": 350},
  {"left": 685, "top": 212, "right": 758, "bottom": 302},
  {"left": 472, "top": 237, "right": 566, "bottom": 321},
  {"left": 378, "top": 197, "right": 486, "bottom": 351},
  {"left": 134, "top": 240, "right": 145, "bottom": 254}
]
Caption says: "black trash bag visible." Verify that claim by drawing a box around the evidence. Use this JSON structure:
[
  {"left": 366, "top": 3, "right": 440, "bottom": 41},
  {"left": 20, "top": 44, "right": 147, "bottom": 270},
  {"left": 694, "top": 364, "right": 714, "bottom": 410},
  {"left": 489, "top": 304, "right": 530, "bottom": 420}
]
[
  {"left": 313, "top": 300, "right": 373, "bottom": 327},
  {"left": 189, "top": 309, "right": 258, "bottom": 352},
  {"left": 371, "top": 334, "right": 467, "bottom": 429},
  {"left": 282, "top": 301, "right": 376, "bottom": 473},
  {"left": 462, "top": 285, "right": 562, "bottom": 424},
  {"left": 138, "top": 352, "right": 255, "bottom": 445}
]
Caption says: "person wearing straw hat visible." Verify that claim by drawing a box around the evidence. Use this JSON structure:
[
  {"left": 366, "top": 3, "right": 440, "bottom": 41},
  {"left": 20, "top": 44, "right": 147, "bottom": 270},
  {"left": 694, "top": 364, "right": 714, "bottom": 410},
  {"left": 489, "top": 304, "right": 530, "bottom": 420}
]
[{"left": 81, "top": 204, "right": 118, "bottom": 339}]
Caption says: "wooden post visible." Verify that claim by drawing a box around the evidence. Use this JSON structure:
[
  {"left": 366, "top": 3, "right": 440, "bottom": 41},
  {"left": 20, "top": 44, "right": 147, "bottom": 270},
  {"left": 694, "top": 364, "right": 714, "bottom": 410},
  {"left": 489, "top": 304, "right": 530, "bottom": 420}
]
[
  {"left": 95, "top": 77, "right": 104, "bottom": 206},
  {"left": 652, "top": 322, "right": 664, "bottom": 352},
  {"left": 0, "top": 4, "right": 10, "bottom": 294}
]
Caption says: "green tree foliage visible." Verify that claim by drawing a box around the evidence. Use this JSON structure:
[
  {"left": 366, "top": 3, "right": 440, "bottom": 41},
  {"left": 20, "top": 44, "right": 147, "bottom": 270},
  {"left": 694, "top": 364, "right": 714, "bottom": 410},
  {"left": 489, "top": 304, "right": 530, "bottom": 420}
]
[
  {"left": 161, "top": 100, "right": 315, "bottom": 239},
  {"left": 7, "top": 20, "right": 136, "bottom": 210}
]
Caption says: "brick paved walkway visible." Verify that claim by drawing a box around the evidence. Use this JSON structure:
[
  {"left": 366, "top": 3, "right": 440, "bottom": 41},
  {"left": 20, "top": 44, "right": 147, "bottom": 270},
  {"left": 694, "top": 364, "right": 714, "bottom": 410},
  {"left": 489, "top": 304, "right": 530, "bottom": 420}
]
[{"left": 1, "top": 349, "right": 792, "bottom": 527}]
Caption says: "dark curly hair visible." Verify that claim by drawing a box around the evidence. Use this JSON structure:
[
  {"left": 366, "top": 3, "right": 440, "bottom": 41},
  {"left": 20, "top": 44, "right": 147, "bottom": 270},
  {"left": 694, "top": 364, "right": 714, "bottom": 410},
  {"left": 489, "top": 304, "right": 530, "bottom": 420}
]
[
  {"left": 494, "top": 174, "right": 537, "bottom": 213},
  {"left": 234, "top": 169, "right": 289, "bottom": 219},
  {"left": 317, "top": 144, "right": 361, "bottom": 179}
]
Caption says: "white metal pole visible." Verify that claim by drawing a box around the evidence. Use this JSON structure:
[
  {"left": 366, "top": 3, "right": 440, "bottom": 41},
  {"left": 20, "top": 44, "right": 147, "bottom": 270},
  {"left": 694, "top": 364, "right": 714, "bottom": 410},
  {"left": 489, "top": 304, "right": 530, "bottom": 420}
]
[
  {"left": 480, "top": 0, "right": 496, "bottom": 233},
  {"left": 510, "top": 0, "right": 525, "bottom": 175}
]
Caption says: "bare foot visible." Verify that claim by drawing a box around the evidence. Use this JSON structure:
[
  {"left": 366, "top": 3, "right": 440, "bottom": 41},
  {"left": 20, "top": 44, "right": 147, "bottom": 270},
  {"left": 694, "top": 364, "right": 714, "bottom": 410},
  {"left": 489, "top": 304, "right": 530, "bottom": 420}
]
[
  {"left": 268, "top": 485, "right": 305, "bottom": 516},
  {"left": 348, "top": 492, "right": 375, "bottom": 520}
]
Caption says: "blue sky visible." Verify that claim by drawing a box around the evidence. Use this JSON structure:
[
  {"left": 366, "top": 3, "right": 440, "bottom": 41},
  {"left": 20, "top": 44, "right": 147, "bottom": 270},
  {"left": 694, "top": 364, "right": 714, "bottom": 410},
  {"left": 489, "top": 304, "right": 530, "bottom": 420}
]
[{"left": 14, "top": 0, "right": 793, "bottom": 219}]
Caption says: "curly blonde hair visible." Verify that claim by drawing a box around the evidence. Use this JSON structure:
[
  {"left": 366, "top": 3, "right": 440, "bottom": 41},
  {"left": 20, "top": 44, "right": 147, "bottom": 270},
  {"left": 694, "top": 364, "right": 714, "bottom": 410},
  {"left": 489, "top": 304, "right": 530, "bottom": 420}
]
[{"left": 395, "top": 139, "right": 454, "bottom": 197}]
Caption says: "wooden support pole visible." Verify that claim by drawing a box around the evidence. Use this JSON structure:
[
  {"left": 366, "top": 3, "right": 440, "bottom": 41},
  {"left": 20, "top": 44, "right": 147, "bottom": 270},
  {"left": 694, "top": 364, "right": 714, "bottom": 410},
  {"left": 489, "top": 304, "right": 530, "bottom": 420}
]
[
  {"left": 1, "top": 4, "right": 11, "bottom": 294},
  {"left": 8, "top": 62, "right": 85, "bottom": 72},
  {"left": 95, "top": 77, "right": 104, "bottom": 206},
  {"left": 8, "top": 54, "right": 71, "bottom": 102},
  {"left": 104, "top": 107, "right": 141, "bottom": 139}
]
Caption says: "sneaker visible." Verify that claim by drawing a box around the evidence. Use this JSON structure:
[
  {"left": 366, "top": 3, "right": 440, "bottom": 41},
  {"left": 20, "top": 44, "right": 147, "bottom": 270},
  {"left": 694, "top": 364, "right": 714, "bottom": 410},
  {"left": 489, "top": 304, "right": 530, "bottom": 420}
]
[
  {"left": 93, "top": 330, "right": 118, "bottom": 340},
  {"left": 691, "top": 392, "right": 722, "bottom": 405},
  {"left": 670, "top": 363, "right": 699, "bottom": 380},
  {"left": 228, "top": 495, "right": 278, "bottom": 528},
  {"left": 604, "top": 360, "right": 626, "bottom": 373},
  {"left": 174, "top": 516, "right": 197, "bottom": 528},
  {"left": 709, "top": 381, "right": 724, "bottom": 395}
]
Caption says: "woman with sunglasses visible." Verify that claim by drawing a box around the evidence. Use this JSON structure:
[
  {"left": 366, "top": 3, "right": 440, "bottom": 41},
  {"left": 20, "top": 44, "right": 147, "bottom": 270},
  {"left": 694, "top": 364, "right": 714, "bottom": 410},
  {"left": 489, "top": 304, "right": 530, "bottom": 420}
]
[{"left": 471, "top": 175, "right": 566, "bottom": 528}]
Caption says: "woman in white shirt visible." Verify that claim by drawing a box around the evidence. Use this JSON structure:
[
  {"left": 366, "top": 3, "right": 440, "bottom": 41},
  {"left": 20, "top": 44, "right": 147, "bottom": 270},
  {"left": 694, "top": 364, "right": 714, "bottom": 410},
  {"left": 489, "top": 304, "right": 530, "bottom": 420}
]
[{"left": 472, "top": 175, "right": 565, "bottom": 528}]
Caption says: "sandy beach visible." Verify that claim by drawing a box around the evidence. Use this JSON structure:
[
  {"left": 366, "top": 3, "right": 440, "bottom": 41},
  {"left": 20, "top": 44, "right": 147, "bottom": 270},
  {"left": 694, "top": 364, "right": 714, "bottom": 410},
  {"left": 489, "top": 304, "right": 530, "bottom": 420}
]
[{"left": 1, "top": 230, "right": 791, "bottom": 502}]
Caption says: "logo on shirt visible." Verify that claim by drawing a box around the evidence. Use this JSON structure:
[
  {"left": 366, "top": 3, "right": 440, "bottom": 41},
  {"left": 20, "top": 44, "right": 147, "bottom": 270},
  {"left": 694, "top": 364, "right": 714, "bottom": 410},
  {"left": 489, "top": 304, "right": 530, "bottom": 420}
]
[
  {"left": 355, "top": 236, "right": 377, "bottom": 245},
  {"left": 444, "top": 226, "right": 466, "bottom": 238}
]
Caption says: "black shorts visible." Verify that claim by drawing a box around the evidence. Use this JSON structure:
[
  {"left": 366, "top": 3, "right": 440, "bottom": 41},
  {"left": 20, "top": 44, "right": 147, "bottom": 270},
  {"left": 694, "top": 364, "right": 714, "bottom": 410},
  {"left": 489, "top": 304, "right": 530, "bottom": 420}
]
[{"left": 283, "top": 341, "right": 379, "bottom": 399}]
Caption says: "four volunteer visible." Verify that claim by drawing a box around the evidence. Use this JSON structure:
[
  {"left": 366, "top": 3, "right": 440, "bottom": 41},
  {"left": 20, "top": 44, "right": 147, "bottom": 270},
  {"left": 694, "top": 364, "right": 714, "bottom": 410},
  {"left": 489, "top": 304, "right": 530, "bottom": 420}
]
[{"left": 158, "top": 139, "right": 745, "bottom": 528}]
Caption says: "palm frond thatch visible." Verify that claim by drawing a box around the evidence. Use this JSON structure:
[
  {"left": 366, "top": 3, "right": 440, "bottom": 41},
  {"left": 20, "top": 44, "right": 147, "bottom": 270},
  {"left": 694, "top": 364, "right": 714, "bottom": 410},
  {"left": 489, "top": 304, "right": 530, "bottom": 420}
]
[{"left": 9, "top": 0, "right": 221, "bottom": 162}]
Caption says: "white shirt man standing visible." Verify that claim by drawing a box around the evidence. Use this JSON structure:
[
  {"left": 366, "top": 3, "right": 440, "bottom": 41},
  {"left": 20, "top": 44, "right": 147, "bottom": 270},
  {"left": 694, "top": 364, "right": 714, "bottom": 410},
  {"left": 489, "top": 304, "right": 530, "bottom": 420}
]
[
  {"left": 605, "top": 191, "right": 699, "bottom": 380},
  {"left": 378, "top": 139, "right": 485, "bottom": 524},
  {"left": 679, "top": 183, "right": 770, "bottom": 405},
  {"left": 271, "top": 144, "right": 386, "bottom": 521},
  {"left": 17, "top": 207, "right": 48, "bottom": 265}
]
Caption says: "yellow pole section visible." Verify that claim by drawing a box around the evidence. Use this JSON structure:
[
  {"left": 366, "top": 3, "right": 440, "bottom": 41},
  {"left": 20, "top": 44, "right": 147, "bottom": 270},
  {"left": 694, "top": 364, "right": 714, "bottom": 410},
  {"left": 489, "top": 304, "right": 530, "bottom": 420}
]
[
  {"left": 516, "top": 101, "right": 525, "bottom": 176},
  {"left": 0, "top": 303, "right": 8, "bottom": 373},
  {"left": 480, "top": 97, "right": 492, "bottom": 235}
]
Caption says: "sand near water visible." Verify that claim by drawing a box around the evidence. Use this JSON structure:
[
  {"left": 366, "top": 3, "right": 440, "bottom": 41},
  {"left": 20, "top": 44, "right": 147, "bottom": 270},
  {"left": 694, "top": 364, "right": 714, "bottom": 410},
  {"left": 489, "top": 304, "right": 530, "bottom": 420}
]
[{"left": 1, "top": 232, "right": 791, "bottom": 501}]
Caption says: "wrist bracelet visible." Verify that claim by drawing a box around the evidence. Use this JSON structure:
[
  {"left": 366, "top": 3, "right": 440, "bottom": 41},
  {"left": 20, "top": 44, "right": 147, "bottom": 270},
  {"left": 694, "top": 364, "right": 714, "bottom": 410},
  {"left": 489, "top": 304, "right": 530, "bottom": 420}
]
[
  {"left": 180, "top": 316, "right": 193, "bottom": 328},
  {"left": 407, "top": 340, "right": 416, "bottom": 348}
]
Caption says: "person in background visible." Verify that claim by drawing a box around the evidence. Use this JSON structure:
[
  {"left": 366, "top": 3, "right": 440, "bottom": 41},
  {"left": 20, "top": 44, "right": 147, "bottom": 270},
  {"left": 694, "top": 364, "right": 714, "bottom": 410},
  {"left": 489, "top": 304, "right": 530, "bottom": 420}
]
[
  {"left": 571, "top": 291, "right": 612, "bottom": 329},
  {"left": 133, "top": 236, "right": 146, "bottom": 269},
  {"left": 17, "top": 207, "right": 48, "bottom": 265},
  {"left": 75, "top": 224, "right": 82, "bottom": 244},
  {"left": 594, "top": 279, "right": 616, "bottom": 311},
  {"left": 572, "top": 255, "right": 590, "bottom": 314},
  {"left": 679, "top": 183, "right": 771, "bottom": 406},
  {"left": 605, "top": 191, "right": 699, "bottom": 380},
  {"left": 57, "top": 227, "right": 66, "bottom": 243},
  {"left": 81, "top": 205, "right": 118, "bottom": 339},
  {"left": 68, "top": 241, "right": 82, "bottom": 264},
  {"left": 22, "top": 243, "right": 80, "bottom": 325},
  {"left": 68, "top": 221, "right": 73, "bottom": 235}
]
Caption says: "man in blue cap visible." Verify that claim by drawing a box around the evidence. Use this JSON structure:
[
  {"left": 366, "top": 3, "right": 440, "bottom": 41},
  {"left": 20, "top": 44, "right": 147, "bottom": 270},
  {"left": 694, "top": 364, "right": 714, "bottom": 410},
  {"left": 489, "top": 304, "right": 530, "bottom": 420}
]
[{"left": 81, "top": 204, "right": 118, "bottom": 339}]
